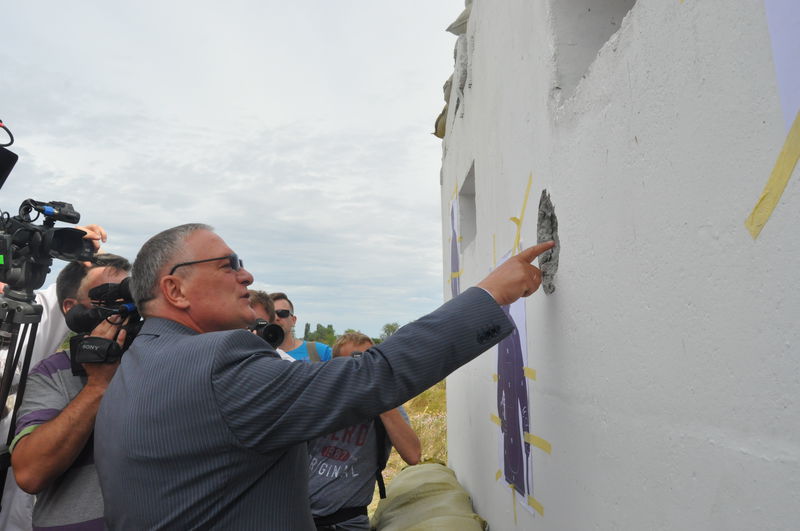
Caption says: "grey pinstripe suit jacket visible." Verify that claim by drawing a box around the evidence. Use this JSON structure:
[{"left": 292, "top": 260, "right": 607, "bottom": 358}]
[{"left": 94, "top": 287, "right": 513, "bottom": 530}]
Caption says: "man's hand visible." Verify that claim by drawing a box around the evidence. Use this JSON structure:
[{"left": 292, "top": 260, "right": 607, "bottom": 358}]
[
  {"left": 77, "top": 224, "right": 107, "bottom": 252},
  {"left": 76, "top": 224, "right": 108, "bottom": 267},
  {"left": 477, "top": 241, "right": 556, "bottom": 306},
  {"left": 83, "top": 316, "right": 126, "bottom": 388}
]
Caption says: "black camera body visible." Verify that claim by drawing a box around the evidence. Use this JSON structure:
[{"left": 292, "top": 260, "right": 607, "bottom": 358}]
[
  {"left": 66, "top": 278, "right": 142, "bottom": 374},
  {"left": 250, "top": 319, "right": 284, "bottom": 350},
  {"left": 0, "top": 199, "right": 94, "bottom": 298}
]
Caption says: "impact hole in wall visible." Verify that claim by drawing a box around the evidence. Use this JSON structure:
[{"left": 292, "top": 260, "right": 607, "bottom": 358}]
[
  {"left": 458, "top": 163, "right": 477, "bottom": 249},
  {"left": 551, "top": 0, "right": 636, "bottom": 99},
  {"left": 537, "top": 190, "right": 559, "bottom": 295}
]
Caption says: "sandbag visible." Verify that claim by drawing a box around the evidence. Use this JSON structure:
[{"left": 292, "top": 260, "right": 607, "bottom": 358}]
[{"left": 371, "top": 462, "right": 486, "bottom": 531}]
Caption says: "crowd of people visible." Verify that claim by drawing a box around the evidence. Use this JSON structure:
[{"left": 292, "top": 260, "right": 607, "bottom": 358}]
[{"left": 0, "top": 222, "right": 553, "bottom": 530}]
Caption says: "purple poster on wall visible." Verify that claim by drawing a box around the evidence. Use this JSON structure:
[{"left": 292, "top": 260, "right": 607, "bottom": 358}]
[
  {"left": 494, "top": 250, "right": 536, "bottom": 514},
  {"left": 764, "top": 0, "right": 800, "bottom": 128},
  {"left": 497, "top": 301, "right": 531, "bottom": 498}
]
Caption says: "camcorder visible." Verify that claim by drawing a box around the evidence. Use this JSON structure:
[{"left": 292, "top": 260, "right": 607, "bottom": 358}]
[
  {"left": 250, "top": 319, "right": 284, "bottom": 350},
  {"left": 0, "top": 199, "right": 95, "bottom": 298},
  {"left": 66, "top": 277, "right": 143, "bottom": 375},
  {"left": 1, "top": 120, "right": 94, "bottom": 297}
]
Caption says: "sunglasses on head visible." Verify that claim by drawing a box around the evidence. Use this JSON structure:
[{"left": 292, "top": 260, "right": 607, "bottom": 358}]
[
  {"left": 169, "top": 253, "right": 243, "bottom": 275},
  {"left": 275, "top": 309, "right": 292, "bottom": 318}
]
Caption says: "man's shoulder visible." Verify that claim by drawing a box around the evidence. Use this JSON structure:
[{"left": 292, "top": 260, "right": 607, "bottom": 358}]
[
  {"left": 28, "top": 350, "right": 72, "bottom": 380},
  {"left": 138, "top": 319, "right": 263, "bottom": 350}
]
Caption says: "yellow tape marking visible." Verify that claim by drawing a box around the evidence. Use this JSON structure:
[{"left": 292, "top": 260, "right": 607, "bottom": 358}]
[
  {"left": 452, "top": 182, "right": 458, "bottom": 200},
  {"left": 524, "top": 432, "right": 552, "bottom": 454},
  {"left": 509, "top": 173, "right": 534, "bottom": 254},
  {"left": 510, "top": 484, "right": 518, "bottom": 524},
  {"left": 490, "top": 413, "right": 501, "bottom": 426},
  {"left": 495, "top": 469, "right": 502, "bottom": 481},
  {"left": 491, "top": 373, "right": 498, "bottom": 382},
  {"left": 492, "top": 233, "right": 496, "bottom": 268},
  {"left": 528, "top": 495, "right": 544, "bottom": 516},
  {"left": 450, "top": 271, "right": 462, "bottom": 279},
  {"left": 745, "top": 110, "right": 800, "bottom": 238},
  {"left": 523, "top": 367, "right": 537, "bottom": 380}
]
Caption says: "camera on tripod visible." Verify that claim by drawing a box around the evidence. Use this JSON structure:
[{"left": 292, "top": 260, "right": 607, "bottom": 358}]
[
  {"left": 0, "top": 199, "right": 95, "bottom": 298},
  {"left": 0, "top": 119, "right": 101, "bottom": 507},
  {"left": 66, "top": 277, "right": 142, "bottom": 372}
]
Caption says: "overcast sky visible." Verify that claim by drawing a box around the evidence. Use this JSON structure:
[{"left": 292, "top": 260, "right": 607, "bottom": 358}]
[{"left": 2, "top": 1, "right": 462, "bottom": 337}]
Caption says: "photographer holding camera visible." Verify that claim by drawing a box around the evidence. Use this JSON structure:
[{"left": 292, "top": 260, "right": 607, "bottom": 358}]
[
  {"left": 9, "top": 254, "right": 130, "bottom": 530},
  {"left": 0, "top": 224, "right": 108, "bottom": 531}
]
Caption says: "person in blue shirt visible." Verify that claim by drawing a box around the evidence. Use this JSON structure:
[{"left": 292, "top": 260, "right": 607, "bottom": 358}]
[{"left": 269, "top": 292, "right": 332, "bottom": 362}]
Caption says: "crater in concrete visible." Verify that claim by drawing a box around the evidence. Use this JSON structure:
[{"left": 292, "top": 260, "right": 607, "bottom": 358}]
[{"left": 536, "top": 189, "right": 560, "bottom": 295}]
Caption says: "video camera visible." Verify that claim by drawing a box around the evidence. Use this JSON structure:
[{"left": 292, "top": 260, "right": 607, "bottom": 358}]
[
  {"left": 66, "top": 277, "right": 142, "bottom": 374},
  {"left": 0, "top": 200, "right": 95, "bottom": 297},
  {"left": 1, "top": 120, "right": 95, "bottom": 298}
]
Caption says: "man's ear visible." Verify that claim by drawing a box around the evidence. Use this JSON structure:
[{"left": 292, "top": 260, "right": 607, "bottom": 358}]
[
  {"left": 160, "top": 275, "right": 190, "bottom": 310},
  {"left": 61, "top": 298, "right": 78, "bottom": 316}
]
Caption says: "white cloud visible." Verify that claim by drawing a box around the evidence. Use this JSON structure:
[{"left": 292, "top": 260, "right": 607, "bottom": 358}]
[{"left": 1, "top": 0, "right": 462, "bottom": 336}]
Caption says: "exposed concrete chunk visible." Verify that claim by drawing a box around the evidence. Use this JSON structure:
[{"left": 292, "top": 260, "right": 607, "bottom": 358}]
[{"left": 536, "top": 189, "right": 559, "bottom": 295}]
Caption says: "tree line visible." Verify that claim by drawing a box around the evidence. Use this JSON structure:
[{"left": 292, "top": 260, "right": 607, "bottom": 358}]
[{"left": 302, "top": 322, "right": 401, "bottom": 346}]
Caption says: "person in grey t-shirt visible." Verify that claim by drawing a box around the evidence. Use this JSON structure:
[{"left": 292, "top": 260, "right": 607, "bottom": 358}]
[
  {"left": 11, "top": 255, "right": 130, "bottom": 530},
  {"left": 309, "top": 333, "right": 421, "bottom": 530}
]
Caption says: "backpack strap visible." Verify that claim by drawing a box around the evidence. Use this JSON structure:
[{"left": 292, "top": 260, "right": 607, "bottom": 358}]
[
  {"left": 374, "top": 416, "right": 389, "bottom": 499},
  {"left": 306, "top": 341, "right": 321, "bottom": 362}
]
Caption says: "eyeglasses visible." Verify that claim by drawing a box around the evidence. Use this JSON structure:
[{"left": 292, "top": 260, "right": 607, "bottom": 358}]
[
  {"left": 275, "top": 309, "right": 292, "bottom": 318},
  {"left": 169, "top": 254, "right": 243, "bottom": 275}
]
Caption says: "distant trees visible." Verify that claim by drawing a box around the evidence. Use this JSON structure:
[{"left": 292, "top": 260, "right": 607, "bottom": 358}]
[
  {"left": 303, "top": 323, "right": 337, "bottom": 346},
  {"left": 380, "top": 322, "right": 400, "bottom": 341},
  {"left": 301, "top": 322, "right": 402, "bottom": 346}
]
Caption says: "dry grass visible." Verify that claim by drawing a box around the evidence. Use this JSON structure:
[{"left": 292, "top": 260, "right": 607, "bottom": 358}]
[{"left": 368, "top": 380, "right": 447, "bottom": 516}]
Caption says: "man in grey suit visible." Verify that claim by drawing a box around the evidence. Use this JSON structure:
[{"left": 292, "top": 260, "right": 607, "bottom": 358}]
[{"left": 93, "top": 223, "right": 554, "bottom": 530}]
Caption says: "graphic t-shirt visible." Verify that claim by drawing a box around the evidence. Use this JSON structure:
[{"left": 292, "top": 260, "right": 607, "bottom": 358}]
[{"left": 308, "top": 407, "right": 409, "bottom": 517}]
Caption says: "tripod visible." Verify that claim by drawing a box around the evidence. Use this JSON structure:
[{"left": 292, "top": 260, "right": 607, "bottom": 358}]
[{"left": 0, "top": 287, "right": 42, "bottom": 511}]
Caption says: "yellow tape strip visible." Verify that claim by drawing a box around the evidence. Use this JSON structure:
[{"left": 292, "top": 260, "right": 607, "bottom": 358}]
[
  {"left": 510, "top": 484, "right": 518, "bottom": 524},
  {"left": 490, "top": 413, "right": 501, "bottom": 426},
  {"left": 745, "top": 110, "right": 800, "bottom": 238},
  {"left": 524, "top": 432, "right": 552, "bottom": 454},
  {"left": 527, "top": 496, "right": 544, "bottom": 516},
  {"left": 509, "top": 173, "right": 533, "bottom": 254},
  {"left": 492, "top": 233, "right": 497, "bottom": 268},
  {"left": 491, "top": 373, "right": 498, "bottom": 382},
  {"left": 450, "top": 271, "right": 462, "bottom": 279},
  {"left": 452, "top": 182, "right": 458, "bottom": 200},
  {"left": 523, "top": 367, "right": 537, "bottom": 380},
  {"left": 495, "top": 469, "right": 502, "bottom": 481}
]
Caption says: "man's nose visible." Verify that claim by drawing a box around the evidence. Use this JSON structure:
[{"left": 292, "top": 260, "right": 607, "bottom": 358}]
[{"left": 238, "top": 267, "right": 254, "bottom": 286}]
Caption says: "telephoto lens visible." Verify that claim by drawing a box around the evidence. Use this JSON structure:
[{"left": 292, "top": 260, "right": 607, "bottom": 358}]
[{"left": 251, "top": 319, "right": 285, "bottom": 349}]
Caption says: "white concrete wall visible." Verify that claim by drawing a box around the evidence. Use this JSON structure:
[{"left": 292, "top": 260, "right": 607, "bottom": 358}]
[{"left": 440, "top": 1, "right": 800, "bottom": 529}]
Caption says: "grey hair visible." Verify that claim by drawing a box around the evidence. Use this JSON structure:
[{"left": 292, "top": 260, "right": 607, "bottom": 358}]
[{"left": 130, "top": 223, "right": 212, "bottom": 316}]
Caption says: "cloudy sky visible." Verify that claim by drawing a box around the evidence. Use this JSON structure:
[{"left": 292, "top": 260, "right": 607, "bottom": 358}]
[{"left": 2, "top": 1, "right": 462, "bottom": 337}]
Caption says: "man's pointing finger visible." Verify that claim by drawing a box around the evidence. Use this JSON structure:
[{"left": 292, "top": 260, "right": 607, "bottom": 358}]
[{"left": 518, "top": 241, "right": 556, "bottom": 263}]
